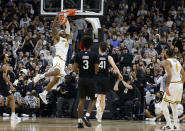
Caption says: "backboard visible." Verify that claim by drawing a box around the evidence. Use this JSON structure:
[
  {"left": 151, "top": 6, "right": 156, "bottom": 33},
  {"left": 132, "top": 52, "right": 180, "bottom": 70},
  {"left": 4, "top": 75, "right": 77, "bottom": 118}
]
[{"left": 41, "top": 0, "right": 104, "bottom": 16}]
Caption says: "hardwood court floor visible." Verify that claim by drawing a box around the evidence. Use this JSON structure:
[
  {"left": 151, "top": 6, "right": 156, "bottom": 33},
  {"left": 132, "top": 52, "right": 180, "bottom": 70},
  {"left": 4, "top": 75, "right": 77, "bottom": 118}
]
[{"left": 0, "top": 118, "right": 185, "bottom": 131}]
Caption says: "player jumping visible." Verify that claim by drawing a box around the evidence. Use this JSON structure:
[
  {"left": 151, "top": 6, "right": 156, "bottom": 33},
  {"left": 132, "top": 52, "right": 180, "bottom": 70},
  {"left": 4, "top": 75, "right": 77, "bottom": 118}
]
[{"left": 33, "top": 10, "right": 75, "bottom": 104}]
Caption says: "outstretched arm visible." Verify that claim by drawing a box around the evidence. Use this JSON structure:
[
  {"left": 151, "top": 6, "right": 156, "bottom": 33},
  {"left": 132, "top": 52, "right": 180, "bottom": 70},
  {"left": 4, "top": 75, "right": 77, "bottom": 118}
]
[
  {"left": 52, "top": 13, "right": 60, "bottom": 41},
  {"left": 163, "top": 60, "right": 172, "bottom": 96},
  {"left": 180, "top": 68, "right": 185, "bottom": 83},
  {"left": 108, "top": 56, "right": 123, "bottom": 80},
  {"left": 63, "top": 19, "right": 71, "bottom": 40}
]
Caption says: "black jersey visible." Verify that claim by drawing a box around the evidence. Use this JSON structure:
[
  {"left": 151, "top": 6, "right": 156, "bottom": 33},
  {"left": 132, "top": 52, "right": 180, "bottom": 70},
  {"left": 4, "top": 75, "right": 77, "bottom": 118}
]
[
  {"left": 0, "top": 63, "right": 4, "bottom": 83},
  {"left": 74, "top": 51, "right": 99, "bottom": 78},
  {"left": 97, "top": 54, "right": 109, "bottom": 77},
  {"left": 0, "top": 63, "right": 11, "bottom": 97}
]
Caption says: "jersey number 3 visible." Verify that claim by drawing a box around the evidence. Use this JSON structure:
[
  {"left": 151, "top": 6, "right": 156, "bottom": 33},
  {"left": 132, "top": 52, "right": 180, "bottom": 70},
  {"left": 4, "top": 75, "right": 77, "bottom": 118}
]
[{"left": 83, "top": 60, "right": 89, "bottom": 69}]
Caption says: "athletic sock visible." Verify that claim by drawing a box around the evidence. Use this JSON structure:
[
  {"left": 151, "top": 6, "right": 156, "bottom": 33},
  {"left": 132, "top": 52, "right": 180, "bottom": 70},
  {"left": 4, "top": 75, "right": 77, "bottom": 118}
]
[
  {"left": 11, "top": 112, "right": 15, "bottom": 116},
  {"left": 85, "top": 113, "right": 90, "bottom": 117},
  {"left": 161, "top": 101, "right": 172, "bottom": 127},
  {"left": 78, "top": 118, "right": 83, "bottom": 123},
  {"left": 40, "top": 74, "right": 45, "bottom": 79},
  {"left": 170, "top": 104, "right": 178, "bottom": 126},
  {"left": 43, "top": 90, "right": 48, "bottom": 95}
]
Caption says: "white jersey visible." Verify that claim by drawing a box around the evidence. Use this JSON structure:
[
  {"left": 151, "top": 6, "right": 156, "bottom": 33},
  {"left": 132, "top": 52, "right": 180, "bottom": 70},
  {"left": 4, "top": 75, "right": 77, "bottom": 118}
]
[
  {"left": 55, "top": 37, "right": 69, "bottom": 61},
  {"left": 167, "top": 58, "right": 182, "bottom": 82}
]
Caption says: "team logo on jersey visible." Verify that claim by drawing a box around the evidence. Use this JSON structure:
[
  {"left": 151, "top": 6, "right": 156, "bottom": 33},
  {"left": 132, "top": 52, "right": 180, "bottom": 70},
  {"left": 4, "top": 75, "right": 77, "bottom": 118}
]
[
  {"left": 62, "top": 40, "right": 67, "bottom": 42},
  {"left": 65, "top": 42, "right": 69, "bottom": 48}
]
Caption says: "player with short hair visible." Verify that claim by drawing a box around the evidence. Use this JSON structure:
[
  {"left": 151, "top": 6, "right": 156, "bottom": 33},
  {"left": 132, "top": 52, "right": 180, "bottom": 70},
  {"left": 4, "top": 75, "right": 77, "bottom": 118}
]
[
  {"left": 160, "top": 48, "right": 185, "bottom": 130},
  {"left": 73, "top": 35, "right": 99, "bottom": 128},
  {"left": 95, "top": 42, "right": 123, "bottom": 122},
  {"left": 0, "top": 54, "right": 21, "bottom": 121},
  {"left": 33, "top": 10, "right": 75, "bottom": 104}
]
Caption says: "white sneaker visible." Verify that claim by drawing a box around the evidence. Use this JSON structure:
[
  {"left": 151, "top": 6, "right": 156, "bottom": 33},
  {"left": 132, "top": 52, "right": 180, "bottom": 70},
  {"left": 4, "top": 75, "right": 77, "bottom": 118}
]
[
  {"left": 11, "top": 114, "right": 21, "bottom": 121},
  {"left": 3, "top": 113, "right": 10, "bottom": 117},
  {"left": 148, "top": 118, "right": 156, "bottom": 121},
  {"left": 95, "top": 124, "right": 102, "bottom": 131},
  {"left": 39, "top": 93, "right": 48, "bottom": 104},
  {"left": 96, "top": 112, "right": 102, "bottom": 123},
  {"left": 21, "top": 114, "right": 29, "bottom": 117},
  {"left": 33, "top": 74, "right": 44, "bottom": 83}
]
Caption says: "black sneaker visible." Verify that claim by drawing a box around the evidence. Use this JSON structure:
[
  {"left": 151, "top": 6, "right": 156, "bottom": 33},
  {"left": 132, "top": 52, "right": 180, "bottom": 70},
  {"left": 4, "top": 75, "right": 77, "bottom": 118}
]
[
  {"left": 174, "top": 125, "right": 180, "bottom": 130},
  {"left": 82, "top": 117, "right": 91, "bottom": 127},
  {"left": 160, "top": 125, "right": 172, "bottom": 130},
  {"left": 78, "top": 122, "right": 84, "bottom": 128}
]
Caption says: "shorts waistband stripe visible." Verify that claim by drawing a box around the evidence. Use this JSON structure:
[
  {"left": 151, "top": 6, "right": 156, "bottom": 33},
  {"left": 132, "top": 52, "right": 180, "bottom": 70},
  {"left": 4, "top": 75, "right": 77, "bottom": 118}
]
[
  {"left": 170, "top": 81, "right": 183, "bottom": 84},
  {"left": 164, "top": 96, "right": 181, "bottom": 104}
]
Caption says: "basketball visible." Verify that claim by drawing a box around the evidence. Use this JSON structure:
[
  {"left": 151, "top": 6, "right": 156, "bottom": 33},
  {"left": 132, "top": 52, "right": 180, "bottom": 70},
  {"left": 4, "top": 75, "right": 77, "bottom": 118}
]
[{"left": 58, "top": 15, "right": 67, "bottom": 25}]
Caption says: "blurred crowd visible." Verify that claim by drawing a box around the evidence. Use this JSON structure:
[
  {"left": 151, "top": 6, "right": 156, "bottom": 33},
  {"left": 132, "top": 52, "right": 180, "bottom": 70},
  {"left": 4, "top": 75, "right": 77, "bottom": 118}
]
[{"left": 0, "top": 0, "right": 185, "bottom": 121}]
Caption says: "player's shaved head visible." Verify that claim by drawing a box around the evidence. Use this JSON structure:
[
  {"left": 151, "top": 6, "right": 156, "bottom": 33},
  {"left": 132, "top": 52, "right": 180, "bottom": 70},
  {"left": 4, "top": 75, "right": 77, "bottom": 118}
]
[{"left": 81, "top": 35, "right": 93, "bottom": 49}]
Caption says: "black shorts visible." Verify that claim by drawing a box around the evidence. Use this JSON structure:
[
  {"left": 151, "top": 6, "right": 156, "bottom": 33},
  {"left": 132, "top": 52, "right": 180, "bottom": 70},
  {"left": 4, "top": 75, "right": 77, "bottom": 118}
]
[
  {"left": 78, "top": 77, "right": 96, "bottom": 100},
  {"left": 96, "top": 76, "right": 110, "bottom": 94},
  {"left": 0, "top": 83, "right": 12, "bottom": 97}
]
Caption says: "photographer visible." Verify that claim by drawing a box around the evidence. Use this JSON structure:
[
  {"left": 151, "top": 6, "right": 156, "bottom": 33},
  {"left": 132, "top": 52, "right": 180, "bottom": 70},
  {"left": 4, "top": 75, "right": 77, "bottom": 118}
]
[
  {"left": 22, "top": 91, "right": 39, "bottom": 117},
  {"left": 56, "top": 74, "right": 76, "bottom": 118},
  {"left": 14, "top": 91, "right": 23, "bottom": 117},
  {"left": 113, "top": 75, "right": 141, "bottom": 120},
  {"left": 145, "top": 91, "right": 164, "bottom": 121}
]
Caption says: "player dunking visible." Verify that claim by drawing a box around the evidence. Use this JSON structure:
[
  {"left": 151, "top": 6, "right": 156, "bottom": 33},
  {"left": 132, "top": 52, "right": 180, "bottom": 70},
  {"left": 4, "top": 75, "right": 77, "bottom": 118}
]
[
  {"left": 33, "top": 10, "right": 75, "bottom": 104},
  {"left": 96, "top": 42, "right": 123, "bottom": 122},
  {"left": 160, "top": 48, "right": 185, "bottom": 130},
  {"left": 73, "top": 35, "right": 99, "bottom": 128},
  {"left": 0, "top": 54, "right": 21, "bottom": 121}
]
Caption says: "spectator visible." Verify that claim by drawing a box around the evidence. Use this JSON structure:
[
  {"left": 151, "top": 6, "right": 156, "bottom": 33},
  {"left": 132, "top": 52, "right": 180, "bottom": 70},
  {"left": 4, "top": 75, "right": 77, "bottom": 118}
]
[
  {"left": 110, "top": 35, "right": 121, "bottom": 48},
  {"left": 113, "top": 75, "right": 141, "bottom": 120},
  {"left": 56, "top": 75, "right": 76, "bottom": 118}
]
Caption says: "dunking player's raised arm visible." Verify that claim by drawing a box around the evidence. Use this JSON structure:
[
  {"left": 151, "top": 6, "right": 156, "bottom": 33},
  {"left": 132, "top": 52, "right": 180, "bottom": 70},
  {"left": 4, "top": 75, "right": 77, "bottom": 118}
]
[
  {"left": 52, "top": 13, "right": 60, "bottom": 41},
  {"left": 180, "top": 67, "right": 185, "bottom": 83},
  {"left": 61, "top": 18, "right": 72, "bottom": 40},
  {"left": 163, "top": 60, "right": 172, "bottom": 96}
]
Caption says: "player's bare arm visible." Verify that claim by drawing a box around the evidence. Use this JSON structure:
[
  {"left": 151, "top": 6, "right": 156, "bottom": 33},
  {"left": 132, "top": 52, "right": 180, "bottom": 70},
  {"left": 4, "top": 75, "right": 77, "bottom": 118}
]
[
  {"left": 2, "top": 65, "right": 15, "bottom": 91},
  {"left": 113, "top": 79, "right": 120, "bottom": 91},
  {"left": 73, "top": 62, "right": 79, "bottom": 74},
  {"left": 62, "top": 24, "right": 72, "bottom": 40},
  {"left": 163, "top": 60, "right": 172, "bottom": 96},
  {"left": 52, "top": 13, "right": 60, "bottom": 42},
  {"left": 94, "top": 64, "right": 99, "bottom": 74},
  {"left": 108, "top": 56, "right": 123, "bottom": 80},
  {"left": 180, "top": 68, "right": 185, "bottom": 83}
]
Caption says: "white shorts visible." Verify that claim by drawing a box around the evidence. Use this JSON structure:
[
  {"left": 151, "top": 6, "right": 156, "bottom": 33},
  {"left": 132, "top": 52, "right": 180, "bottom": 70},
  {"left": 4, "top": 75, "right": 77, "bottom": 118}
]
[
  {"left": 52, "top": 56, "right": 66, "bottom": 77},
  {"left": 163, "top": 83, "right": 183, "bottom": 104}
]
